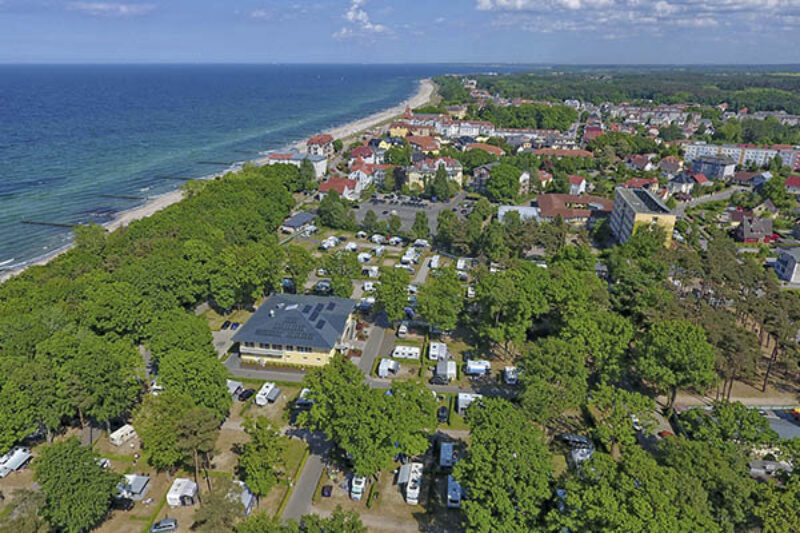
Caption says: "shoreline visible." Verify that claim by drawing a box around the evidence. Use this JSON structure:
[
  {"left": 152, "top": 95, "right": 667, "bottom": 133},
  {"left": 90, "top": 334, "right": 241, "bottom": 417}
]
[{"left": 0, "top": 78, "right": 435, "bottom": 283}]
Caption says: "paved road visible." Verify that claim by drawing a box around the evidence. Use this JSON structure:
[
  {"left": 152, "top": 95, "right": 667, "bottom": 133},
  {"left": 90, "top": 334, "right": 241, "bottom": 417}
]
[
  {"left": 212, "top": 329, "right": 236, "bottom": 357},
  {"left": 358, "top": 315, "right": 391, "bottom": 374},
  {"left": 281, "top": 430, "right": 332, "bottom": 522},
  {"left": 674, "top": 186, "right": 744, "bottom": 217}
]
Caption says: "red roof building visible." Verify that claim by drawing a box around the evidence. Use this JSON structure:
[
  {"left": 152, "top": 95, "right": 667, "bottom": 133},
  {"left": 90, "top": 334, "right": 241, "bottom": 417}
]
[
  {"left": 622, "top": 177, "right": 659, "bottom": 190},
  {"left": 785, "top": 175, "right": 800, "bottom": 194},
  {"left": 533, "top": 148, "right": 594, "bottom": 158},
  {"left": 318, "top": 177, "right": 358, "bottom": 200},
  {"left": 466, "top": 143, "right": 504, "bottom": 157},
  {"left": 406, "top": 135, "right": 440, "bottom": 153},
  {"left": 537, "top": 194, "right": 613, "bottom": 222},
  {"left": 307, "top": 134, "right": 334, "bottom": 157}
]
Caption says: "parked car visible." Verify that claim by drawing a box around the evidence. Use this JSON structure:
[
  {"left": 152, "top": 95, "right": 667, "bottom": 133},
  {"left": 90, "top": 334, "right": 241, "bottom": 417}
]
[
  {"left": 437, "top": 406, "right": 449, "bottom": 423},
  {"left": 112, "top": 497, "right": 135, "bottom": 511},
  {"left": 238, "top": 389, "right": 255, "bottom": 402},
  {"left": 350, "top": 476, "right": 366, "bottom": 501},
  {"left": 150, "top": 518, "right": 178, "bottom": 533},
  {"left": 230, "top": 323, "right": 240, "bottom": 331},
  {"left": 221, "top": 321, "right": 231, "bottom": 330}
]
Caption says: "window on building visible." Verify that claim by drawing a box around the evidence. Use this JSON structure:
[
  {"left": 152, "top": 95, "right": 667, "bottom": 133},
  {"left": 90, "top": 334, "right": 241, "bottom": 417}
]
[{"left": 272, "top": 344, "right": 284, "bottom": 350}]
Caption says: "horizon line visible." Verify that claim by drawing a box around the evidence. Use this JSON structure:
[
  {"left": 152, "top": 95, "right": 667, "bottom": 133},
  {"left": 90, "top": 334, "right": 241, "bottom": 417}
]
[{"left": 1, "top": 61, "right": 800, "bottom": 68}]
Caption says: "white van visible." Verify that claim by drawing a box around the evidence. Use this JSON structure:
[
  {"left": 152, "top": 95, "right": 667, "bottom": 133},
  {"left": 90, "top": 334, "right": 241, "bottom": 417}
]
[
  {"left": 350, "top": 476, "right": 366, "bottom": 501},
  {"left": 397, "top": 322, "right": 408, "bottom": 338}
]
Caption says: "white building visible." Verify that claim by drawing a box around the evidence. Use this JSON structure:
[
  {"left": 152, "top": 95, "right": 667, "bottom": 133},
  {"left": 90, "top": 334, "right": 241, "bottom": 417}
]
[
  {"left": 684, "top": 142, "right": 800, "bottom": 170},
  {"left": 428, "top": 341, "right": 448, "bottom": 361},
  {"left": 266, "top": 152, "right": 328, "bottom": 179}
]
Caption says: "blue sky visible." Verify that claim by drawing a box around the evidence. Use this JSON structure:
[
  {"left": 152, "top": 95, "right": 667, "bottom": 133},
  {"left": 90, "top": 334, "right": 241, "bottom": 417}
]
[{"left": 1, "top": 0, "right": 798, "bottom": 64}]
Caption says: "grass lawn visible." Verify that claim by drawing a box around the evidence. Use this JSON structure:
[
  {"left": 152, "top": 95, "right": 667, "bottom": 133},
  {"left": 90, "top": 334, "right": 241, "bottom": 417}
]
[{"left": 203, "top": 308, "right": 254, "bottom": 331}]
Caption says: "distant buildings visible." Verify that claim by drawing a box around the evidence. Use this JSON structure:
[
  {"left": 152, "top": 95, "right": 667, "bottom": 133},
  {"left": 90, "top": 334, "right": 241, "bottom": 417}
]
[
  {"left": 684, "top": 142, "right": 800, "bottom": 170},
  {"left": 233, "top": 294, "right": 357, "bottom": 367},
  {"left": 610, "top": 187, "right": 676, "bottom": 245}
]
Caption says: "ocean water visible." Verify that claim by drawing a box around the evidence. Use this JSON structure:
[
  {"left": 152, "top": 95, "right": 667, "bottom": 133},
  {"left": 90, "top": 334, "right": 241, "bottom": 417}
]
[{"left": 0, "top": 64, "right": 481, "bottom": 269}]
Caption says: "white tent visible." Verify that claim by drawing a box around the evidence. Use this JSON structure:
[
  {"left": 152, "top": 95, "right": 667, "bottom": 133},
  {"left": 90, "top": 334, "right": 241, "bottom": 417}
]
[{"left": 167, "top": 478, "right": 198, "bottom": 507}]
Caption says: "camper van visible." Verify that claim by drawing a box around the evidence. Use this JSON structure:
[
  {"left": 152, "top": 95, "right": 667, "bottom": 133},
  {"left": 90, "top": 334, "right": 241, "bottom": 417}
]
[
  {"left": 0, "top": 447, "right": 32, "bottom": 478},
  {"left": 439, "top": 442, "right": 455, "bottom": 469},
  {"left": 398, "top": 462, "right": 423, "bottom": 505},
  {"left": 447, "top": 475, "right": 463, "bottom": 509},
  {"left": 255, "top": 382, "right": 281, "bottom": 406},
  {"left": 166, "top": 478, "right": 197, "bottom": 507},
  {"left": 109, "top": 424, "right": 137, "bottom": 447}
]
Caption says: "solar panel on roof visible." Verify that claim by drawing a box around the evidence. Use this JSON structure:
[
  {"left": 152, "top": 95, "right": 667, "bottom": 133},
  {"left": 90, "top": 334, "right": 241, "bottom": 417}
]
[
  {"left": 302, "top": 305, "right": 312, "bottom": 314},
  {"left": 326, "top": 302, "right": 336, "bottom": 311},
  {"left": 316, "top": 320, "right": 326, "bottom": 329},
  {"left": 314, "top": 303, "right": 324, "bottom": 314}
]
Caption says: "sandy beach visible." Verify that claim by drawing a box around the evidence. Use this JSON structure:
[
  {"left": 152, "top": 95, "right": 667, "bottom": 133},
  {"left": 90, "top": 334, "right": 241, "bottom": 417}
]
[{"left": 0, "top": 78, "right": 435, "bottom": 283}]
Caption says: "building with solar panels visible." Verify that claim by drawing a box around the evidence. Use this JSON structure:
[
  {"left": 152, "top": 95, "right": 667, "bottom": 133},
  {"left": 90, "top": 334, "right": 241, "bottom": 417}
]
[
  {"left": 610, "top": 187, "right": 676, "bottom": 246},
  {"left": 233, "top": 294, "right": 357, "bottom": 367}
]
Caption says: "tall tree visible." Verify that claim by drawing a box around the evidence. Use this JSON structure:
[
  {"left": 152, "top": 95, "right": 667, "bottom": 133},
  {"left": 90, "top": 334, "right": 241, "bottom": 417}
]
[
  {"left": 34, "top": 437, "right": 121, "bottom": 533},
  {"left": 454, "top": 398, "right": 552, "bottom": 532},
  {"left": 238, "top": 416, "right": 285, "bottom": 497},
  {"left": 486, "top": 162, "right": 521, "bottom": 202},
  {"left": 560, "top": 309, "right": 633, "bottom": 382},
  {"left": 519, "top": 337, "right": 589, "bottom": 424},
  {"left": 417, "top": 266, "right": 464, "bottom": 331},
  {"left": 588, "top": 383, "right": 656, "bottom": 453},
  {"left": 361, "top": 209, "right": 379, "bottom": 234},
  {"left": 285, "top": 245, "right": 315, "bottom": 291},
  {"left": 192, "top": 478, "right": 245, "bottom": 533},
  {"left": 133, "top": 391, "right": 194, "bottom": 470},
  {"left": 375, "top": 267, "right": 410, "bottom": 323},
  {"left": 158, "top": 349, "right": 231, "bottom": 420},
  {"left": 636, "top": 320, "right": 717, "bottom": 411},
  {"left": 176, "top": 406, "right": 220, "bottom": 495},
  {"left": 410, "top": 211, "right": 430, "bottom": 240}
]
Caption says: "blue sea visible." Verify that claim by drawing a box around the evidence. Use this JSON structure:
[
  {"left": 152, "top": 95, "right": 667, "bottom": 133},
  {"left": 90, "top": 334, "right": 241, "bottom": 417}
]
[{"left": 0, "top": 64, "right": 515, "bottom": 270}]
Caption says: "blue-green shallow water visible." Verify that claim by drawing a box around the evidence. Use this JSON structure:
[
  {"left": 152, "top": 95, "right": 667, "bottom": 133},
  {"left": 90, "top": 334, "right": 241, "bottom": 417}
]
[{"left": 0, "top": 64, "right": 491, "bottom": 269}]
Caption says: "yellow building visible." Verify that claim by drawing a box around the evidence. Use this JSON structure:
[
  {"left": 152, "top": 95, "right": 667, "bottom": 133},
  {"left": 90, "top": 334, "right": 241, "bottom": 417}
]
[
  {"left": 610, "top": 187, "right": 676, "bottom": 246},
  {"left": 406, "top": 158, "right": 464, "bottom": 190},
  {"left": 389, "top": 122, "right": 410, "bottom": 138},
  {"left": 233, "top": 294, "right": 356, "bottom": 367}
]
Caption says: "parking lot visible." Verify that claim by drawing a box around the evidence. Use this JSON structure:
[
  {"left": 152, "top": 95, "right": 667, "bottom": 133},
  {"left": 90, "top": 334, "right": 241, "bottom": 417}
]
[{"left": 355, "top": 192, "right": 469, "bottom": 234}]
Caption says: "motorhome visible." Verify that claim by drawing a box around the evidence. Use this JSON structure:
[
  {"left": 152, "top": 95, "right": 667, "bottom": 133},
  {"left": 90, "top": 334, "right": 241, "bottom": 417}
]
[
  {"left": 398, "top": 462, "right": 424, "bottom": 505},
  {"left": 447, "top": 475, "right": 463, "bottom": 509},
  {"left": 255, "top": 382, "right": 281, "bottom": 406},
  {"left": 109, "top": 424, "right": 137, "bottom": 447}
]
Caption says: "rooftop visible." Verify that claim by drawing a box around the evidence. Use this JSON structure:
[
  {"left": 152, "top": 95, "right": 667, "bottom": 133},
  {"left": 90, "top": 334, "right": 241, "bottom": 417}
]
[
  {"left": 615, "top": 187, "right": 672, "bottom": 215},
  {"left": 537, "top": 194, "right": 613, "bottom": 220},
  {"left": 282, "top": 212, "right": 316, "bottom": 229},
  {"left": 233, "top": 294, "right": 356, "bottom": 350}
]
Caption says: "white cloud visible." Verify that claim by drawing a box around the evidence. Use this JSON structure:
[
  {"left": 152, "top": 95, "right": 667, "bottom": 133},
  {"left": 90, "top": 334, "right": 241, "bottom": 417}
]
[
  {"left": 333, "top": 0, "right": 390, "bottom": 40},
  {"left": 477, "top": 0, "right": 800, "bottom": 34},
  {"left": 250, "top": 8, "right": 271, "bottom": 20},
  {"left": 68, "top": 2, "right": 154, "bottom": 17}
]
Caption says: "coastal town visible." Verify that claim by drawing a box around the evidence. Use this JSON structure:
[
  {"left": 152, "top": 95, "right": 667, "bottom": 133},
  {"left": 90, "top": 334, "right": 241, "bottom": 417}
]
[{"left": 2, "top": 70, "right": 800, "bottom": 533}]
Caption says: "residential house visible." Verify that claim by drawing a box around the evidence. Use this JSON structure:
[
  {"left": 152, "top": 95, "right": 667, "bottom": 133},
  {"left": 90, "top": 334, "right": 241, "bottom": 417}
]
[
  {"left": 465, "top": 143, "right": 504, "bottom": 157},
  {"left": 668, "top": 173, "right": 695, "bottom": 196},
  {"left": 233, "top": 294, "right": 357, "bottom": 367},
  {"left": 609, "top": 187, "right": 676, "bottom": 246},
  {"left": 582, "top": 125, "right": 605, "bottom": 145},
  {"left": 406, "top": 135, "right": 440, "bottom": 154},
  {"left": 774, "top": 248, "right": 800, "bottom": 283},
  {"left": 498, "top": 205, "right": 541, "bottom": 222},
  {"left": 307, "top": 134, "right": 334, "bottom": 158},
  {"left": 734, "top": 217, "right": 774, "bottom": 243},
  {"left": 389, "top": 122, "right": 411, "bottom": 137},
  {"left": 407, "top": 158, "right": 463, "bottom": 189},
  {"left": 568, "top": 175, "right": 587, "bottom": 195},
  {"left": 266, "top": 152, "right": 328, "bottom": 179},
  {"left": 754, "top": 199, "right": 779, "bottom": 218},
  {"left": 730, "top": 171, "right": 757, "bottom": 186},
  {"left": 348, "top": 162, "right": 394, "bottom": 189},
  {"left": 658, "top": 156, "right": 683, "bottom": 177},
  {"left": 753, "top": 171, "right": 773, "bottom": 189},
  {"left": 785, "top": 175, "right": 800, "bottom": 195},
  {"left": 532, "top": 148, "right": 594, "bottom": 159},
  {"left": 471, "top": 162, "right": 498, "bottom": 194},
  {"left": 622, "top": 177, "right": 659, "bottom": 192},
  {"left": 536, "top": 194, "right": 613, "bottom": 226},
  {"left": 349, "top": 146, "right": 376, "bottom": 165},
  {"left": 536, "top": 170, "right": 553, "bottom": 190},
  {"left": 318, "top": 177, "right": 360, "bottom": 201},
  {"left": 280, "top": 212, "right": 316, "bottom": 234},
  {"left": 625, "top": 154, "right": 656, "bottom": 172}
]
